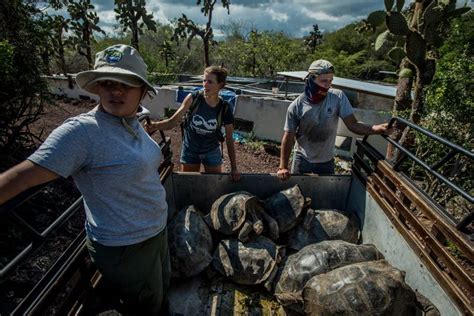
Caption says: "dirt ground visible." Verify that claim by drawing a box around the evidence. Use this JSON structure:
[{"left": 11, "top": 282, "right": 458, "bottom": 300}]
[{"left": 31, "top": 97, "right": 281, "bottom": 174}]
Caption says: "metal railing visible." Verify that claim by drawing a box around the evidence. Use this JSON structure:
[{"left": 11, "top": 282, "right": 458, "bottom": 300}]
[{"left": 356, "top": 116, "right": 473, "bottom": 234}]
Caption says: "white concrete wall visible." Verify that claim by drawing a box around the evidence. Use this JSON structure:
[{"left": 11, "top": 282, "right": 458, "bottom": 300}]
[
  {"left": 47, "top": 76, "right": 99, "bottom": 102},
  {"left": 46, "top": 76, "right": 392, "bottom": 156},
  {"left": 233, "top": 95, "right": 290, "bottom": 142}
]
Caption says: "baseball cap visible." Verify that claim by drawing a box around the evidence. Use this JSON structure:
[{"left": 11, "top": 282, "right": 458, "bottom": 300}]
[{"left": 306, "top": 59, "right": 335, "bottom": 78}]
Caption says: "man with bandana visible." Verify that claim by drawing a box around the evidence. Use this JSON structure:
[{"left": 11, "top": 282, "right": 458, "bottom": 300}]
[{"left": 277, "top": 59, "right": 390, "bottom": 180}]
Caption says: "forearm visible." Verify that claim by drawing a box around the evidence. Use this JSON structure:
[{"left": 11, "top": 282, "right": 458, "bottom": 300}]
[
  {"left": 150, "top": 118, "right": 177, "bottom": 131},
  {"left": 0, "top": 161, "right": 58, "bottom": 205},
  {"left": 149, "top": 96, "right": 192, "bottom": 132},
  {"left": 226, "top": 138, "right": 238, "bottom": 170},
  {"left": 279, "top": 133, "right": 295, "bottom": 169},
  {"left": 347, "top": 122, "right": 377, "bottom": 135}
]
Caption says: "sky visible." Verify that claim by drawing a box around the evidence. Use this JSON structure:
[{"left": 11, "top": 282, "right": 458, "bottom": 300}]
[
  {"left": 49, "top": 0, "right": 392, "bottom": 38},
  {"left": 48, "top": 0, "right": 473, "bottom": 38}
]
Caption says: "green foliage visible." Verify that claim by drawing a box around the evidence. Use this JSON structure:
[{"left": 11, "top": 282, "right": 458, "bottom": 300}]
[
  {"left": 388, "top": 46, "right": 406, "bottom": 63},
  {"left": 42, "top": 14, "right": 72, "bottom": 74},
  {"left": 243, "top": 131, "right": 266, "bottom": 151},
  {"left": 406, "top": 30, "right": 426, "bottom": 67},
  {"left": 319, "top": 22, "right": 373, "bottom": 54},
  {"left": 0, "top": 2, "right": 49, "bottom": 163},
  {"left": 0, "top": 41, "right": 14, "bottom": 77},
  {"left": 148, "top": 73, "right": 178, "bottom": 85},
  {"left": 375, "top": 30, "right": 392, "bottom": 52},
  {"left": 216, "top": 30, "right": 307, "bottom": 78},
  {"left": 409, "top": 13, "right": 473, "bottom": 218}
]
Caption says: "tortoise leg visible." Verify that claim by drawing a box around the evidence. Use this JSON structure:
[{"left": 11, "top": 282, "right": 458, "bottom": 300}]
[
  {"left": 257, "top": 208, "right": 279, "bottom": 240},
  {"left": 415, "top": 292, "right": 440, "bottom": 316},
  {"left": 238, "top": 220, "right": 253, "bottom": 243},
  {"left": 303, "top": 208, "right": 316, "bottom": 230},
  {"left": 247, "top": 208, "right": 264, "bottom": 235}
]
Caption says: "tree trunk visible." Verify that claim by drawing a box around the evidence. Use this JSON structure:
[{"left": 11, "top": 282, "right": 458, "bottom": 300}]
[
  {"left": 203, "top": 37, "right": 210, "bottom": 67},
  {"left": 410, "top": 72, "right": 424, "bottom": 125},
  {"left": 58, "top": 34, "right": 67, "bottom": 75},
  {"left": 85, "top": 28, "right": 92, "bottom": 69},
  {"left": 132, "top": 23, "right": 140, "bottom": 51},
  {"left": 386, "top": 58, "right": 414, "bottom": 161},
  {"left": 394, "top": 68, "right": 425, "bottom": 164}
]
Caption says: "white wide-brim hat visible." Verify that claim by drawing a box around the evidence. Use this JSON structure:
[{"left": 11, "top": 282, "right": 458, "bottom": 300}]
[{"left": 76, "top": 44, "right": 157, "bottom": 95}]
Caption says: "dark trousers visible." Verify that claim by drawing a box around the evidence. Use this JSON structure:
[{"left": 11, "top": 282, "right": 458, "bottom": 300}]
[
  {"left": 86, "top": 229, "right": 170, "bottom": 315},
  {"left": 291, "top": 153, "right": 335, "bottom": 175}
]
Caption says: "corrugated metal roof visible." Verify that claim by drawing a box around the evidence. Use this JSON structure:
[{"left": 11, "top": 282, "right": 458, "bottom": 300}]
[{"left": 277, "top": 71, "right": 397, "bottom": 99}]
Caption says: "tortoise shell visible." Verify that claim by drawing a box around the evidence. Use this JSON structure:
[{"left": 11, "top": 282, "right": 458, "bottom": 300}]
[
  {"left": 303, "top": 260, "right": 417, "bottom": 316},
  {"left": 168, "top": 205, "right": 213, "bottom": 278},
  {"left": 274, "top": 240, "right": 383, "bottom": 309},
  {"left": 206, "top": 191, "right": 255, "bottom": 235},
  {"left": 288, "top": 209, "right": 360, "bottom": 250},
  {"left": 212, "top": 235, "right": 280, "bottom": 287},
  {"left": 263, "top": 184, "right": 305, "bottom": 233}
]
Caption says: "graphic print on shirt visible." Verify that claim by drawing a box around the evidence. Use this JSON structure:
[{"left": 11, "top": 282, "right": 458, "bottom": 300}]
[{"left": 191, "top": 114, "right": 217, "bottom": 135}]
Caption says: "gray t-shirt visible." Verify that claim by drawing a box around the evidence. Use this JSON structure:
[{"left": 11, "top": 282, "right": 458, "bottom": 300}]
[
  {"left": 28, "top": 107, "right": 168, "bottom": 246},
  {"left": 284, "top": 89, "right": 354, "bottom": 163}
]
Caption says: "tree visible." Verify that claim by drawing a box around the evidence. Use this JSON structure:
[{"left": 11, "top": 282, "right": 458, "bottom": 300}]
[
  {"left": 304, "top": 24, "right": 323, "bottom": 52},
  {"left": 173, "top": 0, "right": 230, "bottom": 67},
  {"left": 216, "top": 29, "right": 307, "bottom": 78},
  {"left": 44, "top": 15, "right": 71, "bottom": 74},
  {"left": 361, "top": 0, "right": 471, "bottom": 161},
  {"left": 0, "top": 1, "right": 48, "bottom": 164},
  {"left": 68, "top": 0, "right": 105, "bottom": 69},
  {"left": 114, "top": 0, "right": 157, "bottom": 51},
  {"left": 159, "top": 40, "right": 175, "bottom": 69}
]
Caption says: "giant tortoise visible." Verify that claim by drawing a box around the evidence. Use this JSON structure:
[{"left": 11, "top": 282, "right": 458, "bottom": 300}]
[{"left": 273, "top": 240, "right": 383, "bottom": 310}]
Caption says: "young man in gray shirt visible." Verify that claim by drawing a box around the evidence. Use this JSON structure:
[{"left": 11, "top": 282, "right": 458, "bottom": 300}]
[{"left": 277, "top": 59, "right": 391, "bottom": 180}]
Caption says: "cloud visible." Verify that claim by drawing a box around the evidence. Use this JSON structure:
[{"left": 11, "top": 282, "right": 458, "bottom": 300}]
[
  {"left": 51, "top": 0, "right": 388, "bottom": 38},
  {"left": 267, "top": 8, "right": 289, "bottom": 23}
]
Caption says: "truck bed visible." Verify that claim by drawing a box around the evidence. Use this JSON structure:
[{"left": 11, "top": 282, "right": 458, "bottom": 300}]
[{"left": 4, "top": 117, "right": 472, "bottom": 315}]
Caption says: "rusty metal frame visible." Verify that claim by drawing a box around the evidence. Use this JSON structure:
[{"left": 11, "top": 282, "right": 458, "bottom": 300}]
[
  {"left": 367, "top": 161, "right": 473, "bottom": 314},
  {"left": 352, "top": 122, "right": 473, "bottom": 315}
]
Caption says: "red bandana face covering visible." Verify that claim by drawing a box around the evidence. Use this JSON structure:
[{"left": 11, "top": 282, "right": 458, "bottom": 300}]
[{"left": 304, "top": 77, "right": 329, "bottom": 104}]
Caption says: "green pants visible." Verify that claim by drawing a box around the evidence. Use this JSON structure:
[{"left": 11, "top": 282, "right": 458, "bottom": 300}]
[{"left": 86, "top": 229, "right": 170, "bottom": 315}]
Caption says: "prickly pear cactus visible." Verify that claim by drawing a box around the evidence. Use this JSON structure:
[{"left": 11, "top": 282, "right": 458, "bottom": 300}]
[
  {"left": 386, "top": 12, "right": 410, "bottom": 36},
  {"left": 360, "top": 0, "right": 470, "bottom": 132}
]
